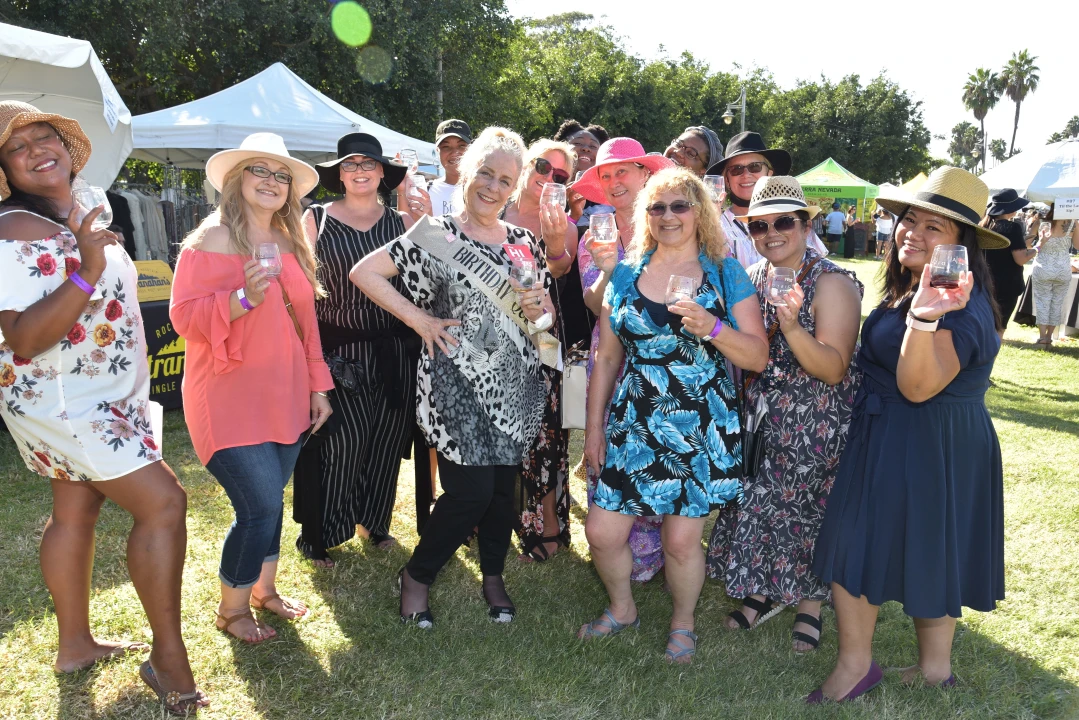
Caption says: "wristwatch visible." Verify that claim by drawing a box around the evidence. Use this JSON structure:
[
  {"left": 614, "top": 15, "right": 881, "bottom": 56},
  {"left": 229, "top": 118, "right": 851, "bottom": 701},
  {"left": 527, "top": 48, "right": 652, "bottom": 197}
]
[{"left": 905, "top": 311, "right": 939, "bottom": 332}]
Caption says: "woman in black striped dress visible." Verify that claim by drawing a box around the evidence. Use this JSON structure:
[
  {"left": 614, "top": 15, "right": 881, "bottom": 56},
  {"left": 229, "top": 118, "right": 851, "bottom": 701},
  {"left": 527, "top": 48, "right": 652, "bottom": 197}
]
[{"left": 295, "top": 133, "right": 418, "bottom": 567}]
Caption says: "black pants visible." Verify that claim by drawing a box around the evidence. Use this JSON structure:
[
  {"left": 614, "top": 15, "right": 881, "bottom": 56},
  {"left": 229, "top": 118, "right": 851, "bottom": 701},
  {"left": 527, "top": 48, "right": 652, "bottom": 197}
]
[{"left": 405, "top": 454, "right": 517, "bottom": 585}]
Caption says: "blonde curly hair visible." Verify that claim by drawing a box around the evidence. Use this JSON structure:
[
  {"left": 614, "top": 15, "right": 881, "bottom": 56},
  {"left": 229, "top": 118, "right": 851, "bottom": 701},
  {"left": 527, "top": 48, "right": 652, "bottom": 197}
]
[{"left": 626, "top": 167, "right": 727, "bottom": 264}]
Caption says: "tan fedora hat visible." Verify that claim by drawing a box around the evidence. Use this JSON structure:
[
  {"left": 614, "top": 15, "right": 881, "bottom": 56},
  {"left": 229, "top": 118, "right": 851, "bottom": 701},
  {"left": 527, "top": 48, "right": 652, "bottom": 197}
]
[
  {"left": 874, "top": 166, "right": 1009, "bottom": 250},
  {"left": 734, "top": 175, "right": 821, "bottom": 221},
  {"left": 205, "top": 132, "right": 319, "bottom": 196},
  {"left": 0, "top": 101, "right": 92, "bottom": 200}
]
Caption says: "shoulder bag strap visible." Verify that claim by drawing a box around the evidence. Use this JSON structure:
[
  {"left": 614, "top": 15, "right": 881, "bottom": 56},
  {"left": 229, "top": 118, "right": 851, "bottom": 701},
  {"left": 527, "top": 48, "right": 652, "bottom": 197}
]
[{"left": 278, "top": 283, "right": 305, "bottom": 344}]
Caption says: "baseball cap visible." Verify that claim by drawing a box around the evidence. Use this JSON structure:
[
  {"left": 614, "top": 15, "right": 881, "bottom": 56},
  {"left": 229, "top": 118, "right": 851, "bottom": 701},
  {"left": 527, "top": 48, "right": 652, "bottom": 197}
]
[{"left": 435, "top": 119, "right": 472, "bottom": 146}]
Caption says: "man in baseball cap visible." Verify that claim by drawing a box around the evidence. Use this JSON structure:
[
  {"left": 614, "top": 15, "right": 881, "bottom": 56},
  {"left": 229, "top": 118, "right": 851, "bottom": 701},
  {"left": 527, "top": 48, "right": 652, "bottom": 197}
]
[{"left": 428, "top": 119, "right": 472, "bottom": 215}]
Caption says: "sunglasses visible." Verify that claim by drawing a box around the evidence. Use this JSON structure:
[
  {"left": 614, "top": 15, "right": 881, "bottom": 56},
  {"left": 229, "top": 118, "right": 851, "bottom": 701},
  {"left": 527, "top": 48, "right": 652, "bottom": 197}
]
[
  {"left": 726, "top": 161, "right": 771, "bottom": 177},
  {"left": 747, "top": 215, "right": 802, "bottom": 239},
  {"left": 245, "top": 165, "right": 293, "bottom": 184},
  {"left": 340, "top": 158, "right": 380, "bottom": 172},
  {"left": 533, "top": 157, "right": 570, "bottom": 185},
  {"left": 669, "top": 140, "right": 701, "bottom": 161},
  {"left": 645, "top": 200, "right": 697, "bottom": 216}
]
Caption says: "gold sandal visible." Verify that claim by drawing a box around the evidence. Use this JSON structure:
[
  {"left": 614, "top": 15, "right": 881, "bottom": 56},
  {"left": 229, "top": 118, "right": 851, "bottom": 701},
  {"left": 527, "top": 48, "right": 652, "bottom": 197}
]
[
  {"left": 139, "top": 660, "right": 209, "bottom": 716},
  {"left": 251, "top": 592, "right": 308, "bottom": 620},
  {"left": 215, "top": 609, "right": 273, "bottom": 644}
]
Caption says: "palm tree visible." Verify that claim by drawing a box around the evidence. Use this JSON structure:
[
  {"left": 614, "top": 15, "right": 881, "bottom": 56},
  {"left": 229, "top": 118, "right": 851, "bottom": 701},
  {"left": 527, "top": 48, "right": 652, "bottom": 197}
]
[
  {"left": 962, "top": 68, "right": 1001, "bottom": 172},
  {"left": 989, "top": 139, "right": 1007, "bottom": 165},
  {"left": 1000, "top": 50, "right": 1040, "bottom": 156}
]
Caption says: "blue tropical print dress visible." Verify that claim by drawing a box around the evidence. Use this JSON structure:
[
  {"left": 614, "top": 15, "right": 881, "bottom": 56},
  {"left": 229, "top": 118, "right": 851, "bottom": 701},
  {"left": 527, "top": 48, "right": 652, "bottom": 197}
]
[{"left": 593, "top": 249, "right": 757, "bottom": 518}]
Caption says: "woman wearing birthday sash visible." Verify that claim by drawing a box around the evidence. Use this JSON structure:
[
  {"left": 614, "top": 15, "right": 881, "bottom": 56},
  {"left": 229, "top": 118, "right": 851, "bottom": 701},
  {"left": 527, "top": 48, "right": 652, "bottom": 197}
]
[{"left": 351, "top": 127, "right": 554, "bottom": 627}]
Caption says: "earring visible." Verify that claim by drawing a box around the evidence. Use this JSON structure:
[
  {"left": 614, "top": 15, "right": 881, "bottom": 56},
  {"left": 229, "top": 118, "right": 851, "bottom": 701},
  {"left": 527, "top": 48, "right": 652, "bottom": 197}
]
[{"left": 277, "top": 203, "right": 292, "bottom": 218}]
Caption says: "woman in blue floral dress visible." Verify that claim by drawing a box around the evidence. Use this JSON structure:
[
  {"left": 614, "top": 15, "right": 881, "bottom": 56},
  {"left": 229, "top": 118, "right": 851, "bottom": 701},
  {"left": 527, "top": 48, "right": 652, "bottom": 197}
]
[{"left": 580, "top": 168, "right": 768, "bottom": 663}]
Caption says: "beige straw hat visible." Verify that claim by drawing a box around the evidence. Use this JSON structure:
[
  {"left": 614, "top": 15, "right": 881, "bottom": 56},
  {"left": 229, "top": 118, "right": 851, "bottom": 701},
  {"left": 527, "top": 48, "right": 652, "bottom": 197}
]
[
  {"left": 205, "top": 132, "right": 319, "bottom": 196},
  {"left": 734, "top": 175, "right": 821, "bottom": 221},
  {"left": 874, "top": 166, "right": 1009, "bottom": 250},
  {"left": 0, "top": 101, "right": 92, "bottom": 200}
]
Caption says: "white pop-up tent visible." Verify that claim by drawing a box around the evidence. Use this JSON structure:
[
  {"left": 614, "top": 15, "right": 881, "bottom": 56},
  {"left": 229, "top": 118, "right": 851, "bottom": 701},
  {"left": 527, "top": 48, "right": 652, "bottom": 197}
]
[
  {"left": 131, "top": 63, "right": 438, "bottom": 169},
  {"left": 0, "top": 22, "right": 133, "bottom": 188},
  {"left": 980, "top": 138, "right": 1079, "bottom": 202}
]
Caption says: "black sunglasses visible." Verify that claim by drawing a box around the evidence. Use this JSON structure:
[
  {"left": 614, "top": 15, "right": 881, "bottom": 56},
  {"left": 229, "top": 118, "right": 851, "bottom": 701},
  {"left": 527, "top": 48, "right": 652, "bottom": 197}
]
[
  {"left": 645, "top": 200, "right": 697, "bottom": 216},
  {"left": 245, "top": 165, "right": 293, "bottom": 184},
  {"left": 340, "top": 158, "right": 380, "bottom": 172},
  {"left": 726, "top": 161, "right": 771, "bottom": 177},
  {"left": 533, "top": 157, "right": 570, "bottom": 185},
  {"left": 747, "top": 215, "right": 802, "bottom": 239}
]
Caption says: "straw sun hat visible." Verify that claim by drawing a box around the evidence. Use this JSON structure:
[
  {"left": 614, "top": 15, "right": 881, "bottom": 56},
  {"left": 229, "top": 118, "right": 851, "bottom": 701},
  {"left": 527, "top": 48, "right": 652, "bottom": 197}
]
[
  {"left": 874, "top": 166, "right": 1009, "bottom": 250},
  {"left": 0, "top": 100, "right": 92, "bottom": 200},
  {"left": 205, "top": 132, "right": 319, "bottom": 196},
  {"left": 734, "top": 176, "right": 821, "bottom": 221}
]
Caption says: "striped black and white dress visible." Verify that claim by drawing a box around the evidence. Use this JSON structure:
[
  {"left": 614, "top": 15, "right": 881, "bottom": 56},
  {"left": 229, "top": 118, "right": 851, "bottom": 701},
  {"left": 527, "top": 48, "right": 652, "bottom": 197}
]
[{"left": 295, "top": 204, "right": 418, "bottom": 557}]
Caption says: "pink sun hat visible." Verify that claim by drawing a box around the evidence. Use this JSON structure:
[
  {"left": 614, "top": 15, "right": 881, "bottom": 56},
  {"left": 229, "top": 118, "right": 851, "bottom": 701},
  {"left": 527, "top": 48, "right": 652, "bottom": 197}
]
[{"left": 572, "top": 137, "right": 675, "bottom": 204}]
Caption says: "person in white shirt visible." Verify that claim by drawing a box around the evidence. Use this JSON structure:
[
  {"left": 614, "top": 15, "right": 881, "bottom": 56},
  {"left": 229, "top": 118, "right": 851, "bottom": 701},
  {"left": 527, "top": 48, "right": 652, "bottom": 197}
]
[
  {"left": 872, "top": 208, "right": 894, "bottom": 259},
  {"left": 399, "top": 119, "right": 472, "bottom": 218}
]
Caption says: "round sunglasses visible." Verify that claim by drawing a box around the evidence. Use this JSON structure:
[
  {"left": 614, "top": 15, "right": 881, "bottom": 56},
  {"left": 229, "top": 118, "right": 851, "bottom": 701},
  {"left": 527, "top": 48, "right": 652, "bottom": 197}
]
[
  {"left": 645, "top": 200, "right": 697, "bottom": 216},
  {"left": 533, "top": 157, "right": 570, "bottom": 185},
  {"left": 747, "top": 214, "right": 803, "bottom": 239},
  {"left": 245, "top": 165, "right": 293, "bottom": 184}
]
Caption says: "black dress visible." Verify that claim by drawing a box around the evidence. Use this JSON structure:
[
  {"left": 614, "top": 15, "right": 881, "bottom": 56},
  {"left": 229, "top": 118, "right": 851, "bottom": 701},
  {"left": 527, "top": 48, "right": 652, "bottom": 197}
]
[{"left": 983, "top": 218, "right": 1027, "bottom": 326}]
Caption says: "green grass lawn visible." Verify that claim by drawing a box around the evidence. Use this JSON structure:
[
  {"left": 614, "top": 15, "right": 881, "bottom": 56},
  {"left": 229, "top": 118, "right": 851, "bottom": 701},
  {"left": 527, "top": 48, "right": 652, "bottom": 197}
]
[{"left": 1, "top": 257, "right": 1077, "bottom": 719}]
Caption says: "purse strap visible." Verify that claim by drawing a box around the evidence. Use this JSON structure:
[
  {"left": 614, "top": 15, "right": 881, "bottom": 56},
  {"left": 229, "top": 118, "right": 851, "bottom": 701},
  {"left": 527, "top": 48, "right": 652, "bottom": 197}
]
[{"left": 279, "top": 283, "right": 305, "bottom": 344}]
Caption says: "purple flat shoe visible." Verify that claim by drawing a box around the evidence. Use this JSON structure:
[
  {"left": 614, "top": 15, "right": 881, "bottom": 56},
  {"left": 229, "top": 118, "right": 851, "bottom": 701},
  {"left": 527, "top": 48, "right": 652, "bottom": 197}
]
[
  {"left": 939, "top": 674, "right": 957, "bottom": 688},
  {"left": 806, "top": 661, "right": 883, "bottom": 704}
]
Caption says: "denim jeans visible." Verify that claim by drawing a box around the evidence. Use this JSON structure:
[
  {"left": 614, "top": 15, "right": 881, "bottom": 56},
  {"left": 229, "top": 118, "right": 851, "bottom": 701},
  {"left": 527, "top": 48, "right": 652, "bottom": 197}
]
[{"left": 206, "top": 439, "right": 303, "bottom": 588}]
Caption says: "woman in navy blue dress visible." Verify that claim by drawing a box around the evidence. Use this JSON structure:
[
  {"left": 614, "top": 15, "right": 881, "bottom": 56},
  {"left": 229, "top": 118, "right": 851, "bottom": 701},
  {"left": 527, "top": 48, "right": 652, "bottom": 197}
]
[{"left": 809, "top": 167, "right": 1010, "bottom": 703}]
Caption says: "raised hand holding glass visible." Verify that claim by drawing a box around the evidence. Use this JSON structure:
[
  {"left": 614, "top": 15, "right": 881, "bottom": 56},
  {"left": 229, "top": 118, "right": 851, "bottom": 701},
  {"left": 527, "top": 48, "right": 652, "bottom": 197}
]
[
  {"left": 72, "top": 186, "right": 113, "bottom": 231},
  {"left": 766, "top": 266, "right": 796, "bottom": 306},
  {"left": 928, "top": 244, "right": 968, "bottom": 289}
]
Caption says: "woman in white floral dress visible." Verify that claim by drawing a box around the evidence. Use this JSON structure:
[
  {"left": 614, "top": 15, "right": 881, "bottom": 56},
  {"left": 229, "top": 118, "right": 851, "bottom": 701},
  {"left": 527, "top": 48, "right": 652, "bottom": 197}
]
[{"left": 0, "top": 102, "right": 204, "bottom": 715}]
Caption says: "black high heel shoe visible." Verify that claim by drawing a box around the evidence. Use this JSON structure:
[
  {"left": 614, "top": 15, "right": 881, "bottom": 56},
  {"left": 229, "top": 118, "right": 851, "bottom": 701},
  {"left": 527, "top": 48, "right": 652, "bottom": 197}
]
[
  {"left": 482, "top": 576, "right": 516, "bottom": 623},
  {"left": 397, "top": 568, "right": 433, "bottom": 629}
]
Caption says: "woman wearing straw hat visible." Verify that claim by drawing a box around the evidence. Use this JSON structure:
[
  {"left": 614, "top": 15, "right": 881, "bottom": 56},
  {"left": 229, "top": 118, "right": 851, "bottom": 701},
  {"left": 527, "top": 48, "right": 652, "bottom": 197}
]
[
  {"left": 292, "top": 133, "right": 416, "bottom": 567},
  {"left": 707, "top": 176, "right": 863, "bottom": 653},
  {"left": 573, "top": 137, "right": 675, "bottom": 584},
  {"left": 809, "top": 166, "right": 1008, "bottom": 703},
  {"left": 171, "top": 133, "right": 334, "bottom": 644},
  {"left": 0, "top": 101, "right": 205, "bottom": 714}
]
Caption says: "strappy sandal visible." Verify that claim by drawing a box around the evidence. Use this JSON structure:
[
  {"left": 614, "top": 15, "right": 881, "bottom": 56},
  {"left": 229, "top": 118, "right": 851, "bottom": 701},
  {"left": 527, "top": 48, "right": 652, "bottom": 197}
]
[
  {"left": 521, "top": 534, "right": 565, "bottom": 562},
  {"left": 792, "top": 612, "right": 822, "bottom": 652},
  {"left": 215, "top": 609, "right": 272, "bottom": 644},
  {"left": 578, "top": 608, "right": 640, "bottom": 639},
  {"left": 727, "top": 596, "right": 782, "bottom": 630},
  {"left": 250, "top": 592, "right": 309, "bottom": 621},
  {"left": 397, "top": 568, "right": 433, "bottom": 629},
  {"left": 139, "top": 660, "right": 209, "bottom": 716},
  {"left": 665, "top": 629, "right": 698, "bottom": 663}
]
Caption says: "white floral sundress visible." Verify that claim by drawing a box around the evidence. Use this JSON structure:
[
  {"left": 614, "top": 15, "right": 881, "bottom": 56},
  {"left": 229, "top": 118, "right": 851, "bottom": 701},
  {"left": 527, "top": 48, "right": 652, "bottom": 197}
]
[{"left": 0, "top": 212, "right": 160, "bottom": 481}]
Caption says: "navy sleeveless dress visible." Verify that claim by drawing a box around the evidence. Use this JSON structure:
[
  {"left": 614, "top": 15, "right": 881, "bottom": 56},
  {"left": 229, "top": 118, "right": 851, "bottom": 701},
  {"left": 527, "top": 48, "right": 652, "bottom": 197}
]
[{"left": 812, "top": 284, "right": 1005, "bottom": 618}]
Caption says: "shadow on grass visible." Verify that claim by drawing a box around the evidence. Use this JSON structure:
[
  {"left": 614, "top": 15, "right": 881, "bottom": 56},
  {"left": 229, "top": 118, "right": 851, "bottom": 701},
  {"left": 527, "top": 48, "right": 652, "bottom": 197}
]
[{"left": 988, "top": 377, "right": 1079, "bottom": 435}]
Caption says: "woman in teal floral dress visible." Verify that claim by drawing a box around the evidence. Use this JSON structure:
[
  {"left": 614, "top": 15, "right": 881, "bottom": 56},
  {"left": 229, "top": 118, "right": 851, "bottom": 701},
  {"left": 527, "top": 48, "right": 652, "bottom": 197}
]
[
  {"left": 580, "top": 168, "right": 768, "bottom": 663},
  {"left": 707, "top": 176, "right": 863, "bottom": 653}
]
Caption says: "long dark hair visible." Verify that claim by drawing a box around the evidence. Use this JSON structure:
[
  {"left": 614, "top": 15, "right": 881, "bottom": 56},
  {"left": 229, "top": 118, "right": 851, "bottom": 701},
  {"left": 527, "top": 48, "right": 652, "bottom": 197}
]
[{"left": 878, "top": 205, "right": 1002, "bottom": 330}]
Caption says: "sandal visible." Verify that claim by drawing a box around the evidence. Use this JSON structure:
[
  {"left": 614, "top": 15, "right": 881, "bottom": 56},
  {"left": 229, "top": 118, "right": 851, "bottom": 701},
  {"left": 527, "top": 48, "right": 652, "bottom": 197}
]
[
  {"left": 520, "top": 534, "right": 565, "bottom": 562},
  {"left": 727, "top": 596, "right": 782, "bottom": 630},
  {"left": 792, "top": 612, "right": 822, "bottom": 653},
  {"left": 250, "top": 592, "right": 308, "bottom": 621},
  {"left": 397, "top": 568, "right": 433, "bottom": 629},
  {"left": 482, "top": 582, "right": 516, "bottom": 623},
  {"left": 578, "top": 608, "right": 640, "bottom": 639},
  {"left": 215, "top": 609, "right": 273, "bottom": 644},
  {"left": 139, "top": 660, "right": 209, "bottom": 716},
  {"left": 665, "top": 629, "right": 698, "bottom": 663}
]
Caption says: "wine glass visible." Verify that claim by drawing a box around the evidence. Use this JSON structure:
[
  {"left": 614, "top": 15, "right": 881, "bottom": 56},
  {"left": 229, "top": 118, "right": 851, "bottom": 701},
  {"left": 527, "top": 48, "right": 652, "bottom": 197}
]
[
  {"left": 928, "top": 244, "right": 968, "bottom": 289},
  {"left": 398, "top": 149, "right": 425, "bottom": 198},
  {"left": 665, "top": 275, "right": 697, "bottom": 306},
  {"left": 540, "top": 182, "right": 566, "bottom": 210},
  {"left": 256, "top": 242, "right": 283, "bottom": 278},
  {"left": 766, "top": 266, "right": 796, "bottom": 306},
  {"left": 510, "top": 260, "right": 537, "bottom": 290},
  {"left": 702, "top": 175, "right": 725, "bottom": 202},
  {"left": 589, "top": 213, "right": 617, "bottom": 250},
  {"left": 72, "top": 186, "right": 113, "bottom": 231},
  {"left": 398, "top": 149, "right": 418, "bottom": 169}
]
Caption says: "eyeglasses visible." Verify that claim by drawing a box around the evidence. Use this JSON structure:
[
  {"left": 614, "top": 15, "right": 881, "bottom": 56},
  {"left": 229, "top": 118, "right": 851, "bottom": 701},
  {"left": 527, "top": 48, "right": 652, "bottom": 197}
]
[
  {"left": 726, "top": 161, "right": 771, "bottom": 177},
  {"left": 340, "top": 158, "right": 380, "bottom": 172},
  {"left": 747, "top": 215, "right": 802, "bottom": 239},
  {"left": 669, "top": 140, "right": 701, "bottom": 162},
  {"left": 533, "top": 157, "right": 570, "bottom": 185},
  {"left": 245, "top": 165, "right": 293, "bottom": 184},
  {"left": 645, "top": 200, "right": 697, "bottom": 216}
]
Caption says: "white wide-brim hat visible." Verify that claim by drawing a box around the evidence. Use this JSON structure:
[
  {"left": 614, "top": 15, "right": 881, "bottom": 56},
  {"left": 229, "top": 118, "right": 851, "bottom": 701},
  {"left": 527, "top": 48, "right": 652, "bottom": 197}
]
[
  {"left": 205, "top": 132, "right": 319, "bottom": 196},
  {"left": 734, "top": 175, "right": 821, "bottom": 221}
]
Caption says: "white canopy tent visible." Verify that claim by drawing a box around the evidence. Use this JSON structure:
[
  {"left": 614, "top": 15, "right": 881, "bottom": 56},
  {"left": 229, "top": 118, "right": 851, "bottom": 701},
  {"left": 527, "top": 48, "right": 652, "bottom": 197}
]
[
  {"left": 0, "top": 22, "right": 133, "bottom": 188},
  {"left": 980, "top": 138, "right": 1079, "bottom": 203},
  {"left": 131, "top": 63, "right": 438, "bottom": 169}
]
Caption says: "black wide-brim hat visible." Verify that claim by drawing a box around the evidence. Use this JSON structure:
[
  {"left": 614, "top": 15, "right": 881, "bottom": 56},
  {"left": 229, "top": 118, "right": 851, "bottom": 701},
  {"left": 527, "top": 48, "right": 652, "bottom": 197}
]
[
  {"left": 706, "top": 131, "right": 792, "bottom": 176},
  {"left": 986, "top": 188, "right": 1029, "bottom": 216},
  {"left": 316, "top": 132, "right": 406, "bottom": 194}
]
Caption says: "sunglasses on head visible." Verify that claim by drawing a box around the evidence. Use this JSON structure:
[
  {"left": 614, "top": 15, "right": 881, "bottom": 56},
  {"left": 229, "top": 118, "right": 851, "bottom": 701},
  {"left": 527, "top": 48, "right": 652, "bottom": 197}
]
[
  {"left": 533, "top": 157, "right": 570, "bottom": 185},
  {"left": 726, "top": 161, "right": 771, "bottom": 177},
  {"left": 339, "top": 158, "right": 380, "bottom": 172},
  {"left": 245, "top": 165, "right": 293, "bottom": 184},
  {"left": 747, "top": 215, "right": 802, "bottom": 239},
  {"left": 645, "top": 200, "right": 697, "bottom": 216}
]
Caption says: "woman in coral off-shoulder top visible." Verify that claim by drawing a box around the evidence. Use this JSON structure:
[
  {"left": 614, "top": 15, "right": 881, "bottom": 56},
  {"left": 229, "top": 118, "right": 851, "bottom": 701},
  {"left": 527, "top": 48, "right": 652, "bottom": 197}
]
[{"left": 170, "top": 133, "right": 333, "bottom": 645}]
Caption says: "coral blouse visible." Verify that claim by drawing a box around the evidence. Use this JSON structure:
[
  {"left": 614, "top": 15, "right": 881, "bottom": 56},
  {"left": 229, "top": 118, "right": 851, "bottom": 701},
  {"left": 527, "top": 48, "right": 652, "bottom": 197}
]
[{"left": 170, "top": 248, "right": 333, "bottom": 464}]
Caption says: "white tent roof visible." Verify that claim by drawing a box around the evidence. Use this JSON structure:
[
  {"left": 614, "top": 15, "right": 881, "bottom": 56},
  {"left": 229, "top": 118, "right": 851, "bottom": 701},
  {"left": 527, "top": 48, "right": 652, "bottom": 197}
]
[
  {"left": 0, "top": 22, "right": 133, "bottom": 188},
  {"left": 979, "top": 138, "right": 1079, "bottom": 203},
  {"left": 131, "top": 63, "right": 437, "bottom": 169}
]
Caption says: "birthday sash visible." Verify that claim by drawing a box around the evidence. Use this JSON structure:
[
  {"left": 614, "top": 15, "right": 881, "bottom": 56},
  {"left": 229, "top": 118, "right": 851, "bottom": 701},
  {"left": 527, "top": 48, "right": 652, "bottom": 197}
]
[{"left": 404, "top": 216, "right": 561, "bottom": 368}]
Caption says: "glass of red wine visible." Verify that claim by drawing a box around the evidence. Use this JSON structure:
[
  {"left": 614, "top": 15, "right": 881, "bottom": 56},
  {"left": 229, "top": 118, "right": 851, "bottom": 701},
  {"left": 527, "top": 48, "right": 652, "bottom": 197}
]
[{"left": 928, "top": 244, "right": 968, "bottom": 289}]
